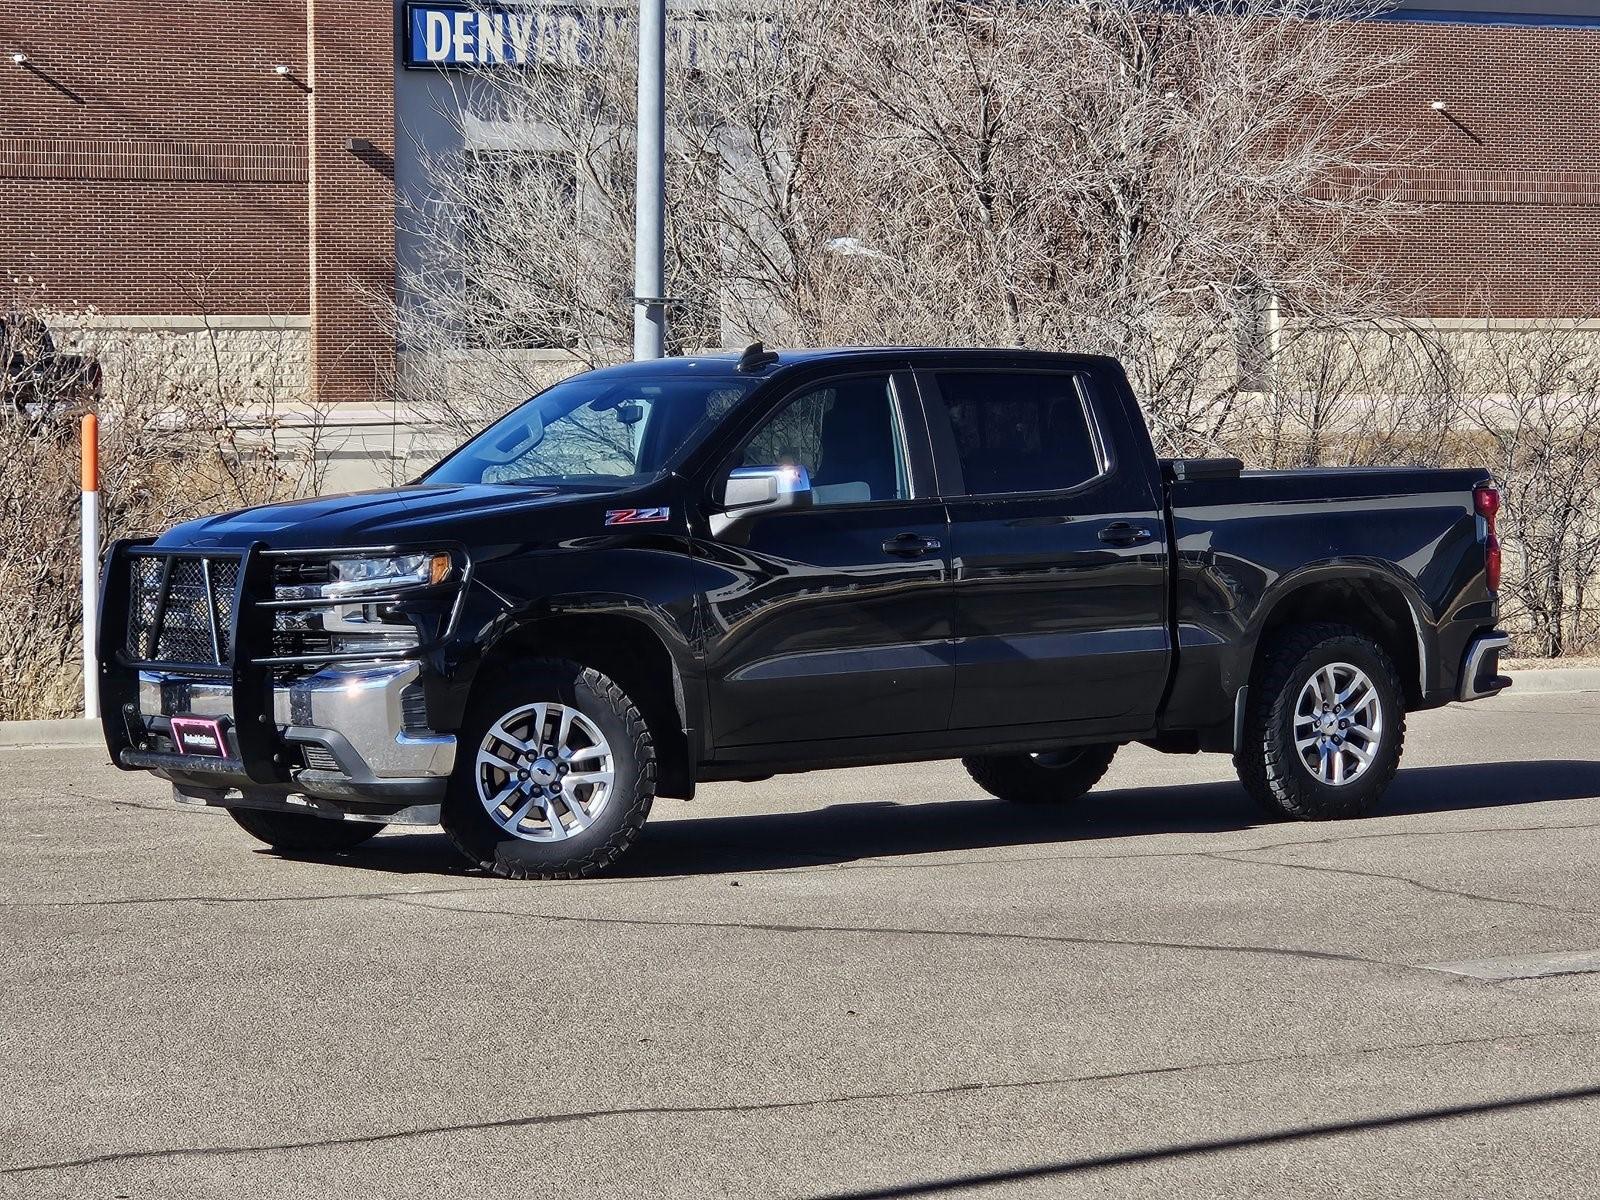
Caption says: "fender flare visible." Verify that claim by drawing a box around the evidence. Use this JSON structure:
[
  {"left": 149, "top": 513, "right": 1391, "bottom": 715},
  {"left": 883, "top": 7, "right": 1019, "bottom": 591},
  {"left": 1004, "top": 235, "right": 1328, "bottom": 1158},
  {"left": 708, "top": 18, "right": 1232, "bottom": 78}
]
[{"left": 1233, "top": 560, "right": 1433, "bottom": 702}]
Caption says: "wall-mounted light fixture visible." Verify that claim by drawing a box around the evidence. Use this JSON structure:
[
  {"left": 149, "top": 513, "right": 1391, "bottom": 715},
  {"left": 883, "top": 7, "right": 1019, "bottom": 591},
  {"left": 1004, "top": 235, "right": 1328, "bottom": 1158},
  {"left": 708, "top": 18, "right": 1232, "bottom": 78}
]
[
  {"left": 12, "top": 49, "right": 85, "bottom": 103},
  {"left": 271, "top": 62, "right": 311, "bottom": 95},
  {"left": 1430, "top": 98, "right": 1483, "bottom": 145}
]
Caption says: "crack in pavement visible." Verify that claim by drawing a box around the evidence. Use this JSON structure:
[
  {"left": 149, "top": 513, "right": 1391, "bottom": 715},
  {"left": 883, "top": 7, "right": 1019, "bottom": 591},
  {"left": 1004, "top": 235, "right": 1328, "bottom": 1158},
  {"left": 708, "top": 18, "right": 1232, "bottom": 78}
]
[
  {"left": 7, "top": 1027, "right": 1599, "bottom": 1178},
  {"left": 1211, "top": 818, "right": 1600, "bottom": 858},
  {"left": 381, "top": 894, "right": 1415, "bottom": 973},
  {"left": 0, "top": 886, "right": 1510, "bottom": 987},
  {"left": 1198, "top": 849, "right": 1600, "bottom": 920},
  {"left": 748, "top": 817, "right": 1600, "bottom": 881}
]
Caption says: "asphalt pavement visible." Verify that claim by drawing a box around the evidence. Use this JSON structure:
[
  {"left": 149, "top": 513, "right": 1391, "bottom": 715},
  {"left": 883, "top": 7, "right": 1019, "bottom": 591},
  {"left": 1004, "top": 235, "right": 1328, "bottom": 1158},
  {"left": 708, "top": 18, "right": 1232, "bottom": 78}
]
[{"left": 3, "top": 685, "right": 1600, "bottom": 1199}]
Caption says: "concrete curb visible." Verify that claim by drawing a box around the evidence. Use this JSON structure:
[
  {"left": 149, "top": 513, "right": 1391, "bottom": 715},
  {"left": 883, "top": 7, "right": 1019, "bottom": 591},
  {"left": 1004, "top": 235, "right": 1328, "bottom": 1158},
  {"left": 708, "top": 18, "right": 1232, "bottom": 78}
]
[
  {"left": 1507, "top": 667, "right": 1600, "bottom": 696},
  {"left": 0, "top": 718, "right": 102, "bottom": 748}
]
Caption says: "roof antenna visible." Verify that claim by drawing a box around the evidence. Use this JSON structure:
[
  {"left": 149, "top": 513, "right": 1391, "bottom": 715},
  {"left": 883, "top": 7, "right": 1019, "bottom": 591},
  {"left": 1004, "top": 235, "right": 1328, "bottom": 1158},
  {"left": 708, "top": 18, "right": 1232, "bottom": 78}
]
[{"left": 737, "top": 341, "right": 780, "bottom": 373}]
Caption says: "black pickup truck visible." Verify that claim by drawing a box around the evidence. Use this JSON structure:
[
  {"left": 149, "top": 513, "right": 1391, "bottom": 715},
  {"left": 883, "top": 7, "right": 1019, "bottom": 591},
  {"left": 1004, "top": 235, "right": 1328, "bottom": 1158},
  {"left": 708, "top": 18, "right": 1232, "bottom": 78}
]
[{"left": 99, "top": 346, "right": 1511, "bottom": 878}]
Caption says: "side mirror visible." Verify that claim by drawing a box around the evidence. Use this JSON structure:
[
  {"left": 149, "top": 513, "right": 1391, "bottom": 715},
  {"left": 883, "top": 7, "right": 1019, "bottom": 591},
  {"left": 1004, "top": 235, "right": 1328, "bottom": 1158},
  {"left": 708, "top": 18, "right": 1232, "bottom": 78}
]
[{"left": 711, "top": 465, "right": 813, "bottom": 538}]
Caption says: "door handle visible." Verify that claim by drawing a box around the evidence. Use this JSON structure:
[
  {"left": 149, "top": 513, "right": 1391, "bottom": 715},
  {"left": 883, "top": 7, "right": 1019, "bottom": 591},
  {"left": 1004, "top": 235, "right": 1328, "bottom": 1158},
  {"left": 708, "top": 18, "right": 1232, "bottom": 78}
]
[
  {"left": 882, "top": 532, "right": 942, "bottom": 558},
  {"left": 1098, "top": 522, "right": 1154, "bottom": 547}
]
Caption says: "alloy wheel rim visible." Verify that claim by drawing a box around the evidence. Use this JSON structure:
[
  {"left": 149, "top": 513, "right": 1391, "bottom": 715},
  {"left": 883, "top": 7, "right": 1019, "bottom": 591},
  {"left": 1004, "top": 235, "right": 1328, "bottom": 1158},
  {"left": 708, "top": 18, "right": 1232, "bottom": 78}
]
[
  {"left": 475, "top": 702, "right": 615, "bottom": 842},
  {"left": 1293, "top": 662, "right": 1383, "bottom": 787}
]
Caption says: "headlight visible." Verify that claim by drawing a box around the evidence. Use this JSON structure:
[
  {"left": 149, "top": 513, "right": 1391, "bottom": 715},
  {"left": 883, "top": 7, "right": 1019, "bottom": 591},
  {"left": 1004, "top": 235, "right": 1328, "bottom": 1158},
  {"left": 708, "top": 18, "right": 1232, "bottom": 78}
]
[{"left": 327, "top": 552, "right": 453, "bottom": 598}]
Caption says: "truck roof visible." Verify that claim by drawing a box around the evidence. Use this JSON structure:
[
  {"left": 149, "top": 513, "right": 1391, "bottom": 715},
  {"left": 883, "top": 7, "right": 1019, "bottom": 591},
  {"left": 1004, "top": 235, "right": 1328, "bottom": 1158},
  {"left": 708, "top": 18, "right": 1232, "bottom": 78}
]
[{"left": 583, "top": 346, "right": 1121, "bottom": 381}]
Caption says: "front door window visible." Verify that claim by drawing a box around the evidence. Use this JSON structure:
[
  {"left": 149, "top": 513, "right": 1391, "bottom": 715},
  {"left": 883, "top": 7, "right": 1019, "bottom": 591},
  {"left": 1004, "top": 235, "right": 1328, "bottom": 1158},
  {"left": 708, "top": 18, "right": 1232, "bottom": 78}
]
[{"left": 739, "top": 374, "right": 910, "bottom": 507}]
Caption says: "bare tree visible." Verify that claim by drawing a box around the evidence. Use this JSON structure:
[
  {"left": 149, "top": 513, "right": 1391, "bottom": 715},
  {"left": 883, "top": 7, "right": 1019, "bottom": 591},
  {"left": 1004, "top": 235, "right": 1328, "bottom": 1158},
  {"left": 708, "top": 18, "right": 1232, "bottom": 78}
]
[
  {"left": 799, "top": 0, "right": 1419, "bottom": 451},
  {"left": 1461, "top": 321, "right": 1600, "bottom": 657},
  {"left": 395, "top": 0, "right": 1417, "bottom": 453}
]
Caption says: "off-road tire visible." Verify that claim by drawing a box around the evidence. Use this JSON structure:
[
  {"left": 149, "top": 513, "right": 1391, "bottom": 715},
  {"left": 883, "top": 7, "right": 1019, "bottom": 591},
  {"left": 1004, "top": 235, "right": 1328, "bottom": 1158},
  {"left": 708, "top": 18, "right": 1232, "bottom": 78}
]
[
  {"left": 442, "top": 658, "right": 655, "bottom": 880},
  {"left": 1235, "top": 623, "right": 1406, "bottom": 821},
  {"left": 962, "top": 744, "right": 1120, "bottom": 805},
  {"left": 229, "top": 807, "right": 385, "bottom": 853}
]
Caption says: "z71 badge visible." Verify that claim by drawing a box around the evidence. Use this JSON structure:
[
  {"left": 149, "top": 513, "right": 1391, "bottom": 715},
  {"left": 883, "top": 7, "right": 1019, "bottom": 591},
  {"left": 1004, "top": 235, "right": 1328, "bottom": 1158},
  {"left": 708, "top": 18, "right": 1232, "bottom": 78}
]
[{"left": 605, "top": 507, "right": 671, "bottom": 526}]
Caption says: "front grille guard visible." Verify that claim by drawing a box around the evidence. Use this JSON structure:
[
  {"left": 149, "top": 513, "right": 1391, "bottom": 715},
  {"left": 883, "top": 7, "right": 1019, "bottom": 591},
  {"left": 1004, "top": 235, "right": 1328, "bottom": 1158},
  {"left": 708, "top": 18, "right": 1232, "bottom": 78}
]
[{"left": 99, "top": 540, "right": 469, "bottom": 783}]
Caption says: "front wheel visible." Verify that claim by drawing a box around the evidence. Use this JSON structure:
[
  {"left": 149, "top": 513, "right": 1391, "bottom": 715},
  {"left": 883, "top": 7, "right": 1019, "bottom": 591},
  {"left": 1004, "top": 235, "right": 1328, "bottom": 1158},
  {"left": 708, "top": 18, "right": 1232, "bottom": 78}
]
[
  {"left": 229, "top": 807, "right": 385, "bottom": 854},
  {"left": 963, "top": 744, "right": 1119, "bottom": 805},
  {"left": 442, "top": 658, "right": 656, "bottom": 880},
  {"left": 1235, "top": 623, "right": 1406, "bottom": 821}
]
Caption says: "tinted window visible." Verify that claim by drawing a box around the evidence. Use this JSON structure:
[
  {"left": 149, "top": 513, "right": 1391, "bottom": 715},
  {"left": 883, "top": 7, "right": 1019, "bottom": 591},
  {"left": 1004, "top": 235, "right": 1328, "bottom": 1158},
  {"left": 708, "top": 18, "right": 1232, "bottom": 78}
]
[
  {"left": 740, "top": 374, "right": 909, "bottom": 506},
  {"left": 936, "top": 371, "right": 1103, "bottom": 496}
]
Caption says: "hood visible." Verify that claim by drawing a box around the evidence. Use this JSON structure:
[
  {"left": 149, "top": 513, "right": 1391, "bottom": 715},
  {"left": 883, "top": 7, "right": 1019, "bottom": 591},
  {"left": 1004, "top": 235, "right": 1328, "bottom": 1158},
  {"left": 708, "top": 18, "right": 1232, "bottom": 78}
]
[{"left": 157, "top": 483, "right": 597, "bottom": 551}]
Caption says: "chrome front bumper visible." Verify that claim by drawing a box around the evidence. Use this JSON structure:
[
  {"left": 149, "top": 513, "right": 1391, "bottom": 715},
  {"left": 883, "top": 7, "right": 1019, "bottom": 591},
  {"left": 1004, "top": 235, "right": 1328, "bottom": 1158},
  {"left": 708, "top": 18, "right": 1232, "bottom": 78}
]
[{"left": 136, "top": 662, "right": 455, "bottom": 817}]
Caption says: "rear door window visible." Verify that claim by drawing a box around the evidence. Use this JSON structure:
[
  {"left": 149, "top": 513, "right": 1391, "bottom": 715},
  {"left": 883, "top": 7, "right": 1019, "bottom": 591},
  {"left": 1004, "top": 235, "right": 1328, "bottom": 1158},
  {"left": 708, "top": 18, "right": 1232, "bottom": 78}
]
[{"left": 933, "top": 371, "right": 1105, "bottom": 497}]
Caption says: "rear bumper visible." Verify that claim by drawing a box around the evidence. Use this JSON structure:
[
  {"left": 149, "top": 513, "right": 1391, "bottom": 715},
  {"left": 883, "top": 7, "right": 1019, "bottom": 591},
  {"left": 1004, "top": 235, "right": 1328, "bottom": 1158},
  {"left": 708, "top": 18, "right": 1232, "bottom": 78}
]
[{"left": 1458, "top": 631, "right": 1513, "bottom": 702}]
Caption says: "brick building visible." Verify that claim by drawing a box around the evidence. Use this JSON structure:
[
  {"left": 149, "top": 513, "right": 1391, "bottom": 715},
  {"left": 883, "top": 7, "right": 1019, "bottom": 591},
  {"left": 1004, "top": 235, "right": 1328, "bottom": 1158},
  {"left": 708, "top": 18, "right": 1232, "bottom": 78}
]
[
  {"left": 1, "top": 0, "right": 1597, "bottom": 410},
  {"left": 1355, "top": 2, "right": 1600, "bottom": 318},
  {"left": 1, "top": 2, "right": 395, "bottom": 405}
]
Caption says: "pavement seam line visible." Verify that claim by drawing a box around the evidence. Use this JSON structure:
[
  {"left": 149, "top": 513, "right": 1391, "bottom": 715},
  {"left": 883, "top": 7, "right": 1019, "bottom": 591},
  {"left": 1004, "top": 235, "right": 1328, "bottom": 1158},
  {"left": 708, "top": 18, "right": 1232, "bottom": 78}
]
[
  {"left": 7, "top": 1027, "right": 1600, "bottom": 1177},
  {"left": 1198, "top": 849, "right": 1600, "bottom": 919},
  {"left": 808, "top": 1081, "right": 1600, "bottom": 1200}
]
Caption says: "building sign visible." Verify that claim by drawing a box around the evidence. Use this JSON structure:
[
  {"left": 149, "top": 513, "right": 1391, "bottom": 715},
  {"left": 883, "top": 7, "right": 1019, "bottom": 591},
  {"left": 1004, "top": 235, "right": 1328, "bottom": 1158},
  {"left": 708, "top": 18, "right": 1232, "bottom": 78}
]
[{"left": 403, "top": 3, "right": 734, "bottom": 69}]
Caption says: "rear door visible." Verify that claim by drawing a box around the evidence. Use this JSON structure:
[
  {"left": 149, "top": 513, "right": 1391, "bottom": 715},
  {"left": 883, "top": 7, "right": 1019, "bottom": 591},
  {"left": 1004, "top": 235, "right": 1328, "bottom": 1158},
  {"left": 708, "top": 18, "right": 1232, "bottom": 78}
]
[
  {"left": 916, "top": 366, "right": 1170, "bottom": 735},
  {"left": 697, "top": 369, "right": 954, "bottom": 750}
]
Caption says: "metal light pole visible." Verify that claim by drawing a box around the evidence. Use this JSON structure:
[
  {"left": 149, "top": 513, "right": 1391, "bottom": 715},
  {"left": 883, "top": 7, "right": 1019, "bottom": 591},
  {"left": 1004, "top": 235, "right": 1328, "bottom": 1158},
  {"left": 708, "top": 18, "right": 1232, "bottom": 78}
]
[{"left": 633, "top": 0, "right": 666, "bottom": 361}]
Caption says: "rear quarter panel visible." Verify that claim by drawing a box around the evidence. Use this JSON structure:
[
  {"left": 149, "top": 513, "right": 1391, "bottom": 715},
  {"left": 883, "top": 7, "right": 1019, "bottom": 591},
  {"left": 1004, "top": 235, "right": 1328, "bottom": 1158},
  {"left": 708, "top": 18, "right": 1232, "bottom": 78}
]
[{"left": 1164, "top": 468, "right": 1494, "bottom": 734}]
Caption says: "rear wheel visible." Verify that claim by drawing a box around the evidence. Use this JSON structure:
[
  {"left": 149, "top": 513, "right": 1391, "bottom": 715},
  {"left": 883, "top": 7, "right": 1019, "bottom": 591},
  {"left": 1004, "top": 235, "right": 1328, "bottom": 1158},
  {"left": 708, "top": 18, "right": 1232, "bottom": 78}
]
[
  {"left": 1235, "top": 623, "right": 1406, "bottom": 821},
  {"left": 229, "top": 807, "right": 384, "bottom": 854},
  {"left": 963, "top": 744, "right": 1119, "bottom": 805},
  {"left": 442, "top": 658, "right": 655, "bottom": 880}
]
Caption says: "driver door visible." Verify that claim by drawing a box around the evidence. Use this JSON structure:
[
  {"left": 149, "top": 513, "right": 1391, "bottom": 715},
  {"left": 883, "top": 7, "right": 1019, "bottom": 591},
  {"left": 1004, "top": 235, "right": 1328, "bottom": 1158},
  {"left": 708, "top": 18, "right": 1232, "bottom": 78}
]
[{"left": 695, "top": 370, "right": 954, "bottom": 751}]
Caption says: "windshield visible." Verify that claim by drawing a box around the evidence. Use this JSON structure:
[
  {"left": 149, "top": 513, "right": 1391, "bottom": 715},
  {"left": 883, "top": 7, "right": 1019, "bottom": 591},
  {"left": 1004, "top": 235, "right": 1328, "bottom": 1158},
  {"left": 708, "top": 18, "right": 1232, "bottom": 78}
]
[{"left": 424, "top": 372, "right": 758, "bottom": 489}]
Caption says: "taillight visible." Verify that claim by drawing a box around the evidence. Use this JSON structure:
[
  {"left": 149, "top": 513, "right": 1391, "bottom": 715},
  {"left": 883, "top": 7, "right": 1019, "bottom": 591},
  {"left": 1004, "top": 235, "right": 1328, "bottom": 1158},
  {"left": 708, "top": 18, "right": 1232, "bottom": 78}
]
[{"left": 1474, "top": 484, "right": 1501, "bottom": 593}]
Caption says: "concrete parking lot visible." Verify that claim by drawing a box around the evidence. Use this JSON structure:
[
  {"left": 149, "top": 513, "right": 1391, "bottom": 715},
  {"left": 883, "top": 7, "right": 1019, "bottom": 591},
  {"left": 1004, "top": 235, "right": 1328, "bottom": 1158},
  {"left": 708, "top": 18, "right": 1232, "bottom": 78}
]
[{"left": 3, "top": 687, "right": 1600, "bottom": 1199}]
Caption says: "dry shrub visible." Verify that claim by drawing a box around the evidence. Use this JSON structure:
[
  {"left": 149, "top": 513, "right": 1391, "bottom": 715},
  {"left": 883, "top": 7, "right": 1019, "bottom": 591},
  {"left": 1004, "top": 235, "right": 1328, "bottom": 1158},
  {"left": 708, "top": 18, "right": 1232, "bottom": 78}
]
[
  {"left": 394, "top": 0, "right": 1410, "bottom": 444},
  {"left": 0, "top": 310, "right": 326, "bottom": 720},
  {"left": 1215, "top": 316, "right": 1600, "bottom": 658},
  {"left": 1462, "top": 324, "right": 1600, "bottom": 658}
]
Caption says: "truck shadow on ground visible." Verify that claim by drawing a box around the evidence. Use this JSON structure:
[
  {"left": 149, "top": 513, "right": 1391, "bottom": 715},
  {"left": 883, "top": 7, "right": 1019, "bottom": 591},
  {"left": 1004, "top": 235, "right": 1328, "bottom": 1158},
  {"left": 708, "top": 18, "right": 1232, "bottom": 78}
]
[{"left": 304, "top": 758, "right": 1600, "bottom": 879}]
